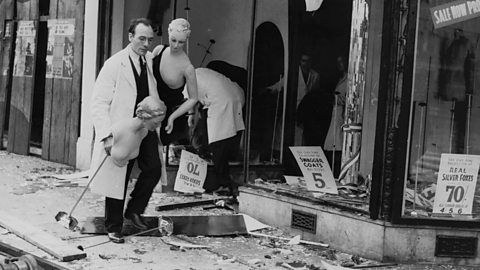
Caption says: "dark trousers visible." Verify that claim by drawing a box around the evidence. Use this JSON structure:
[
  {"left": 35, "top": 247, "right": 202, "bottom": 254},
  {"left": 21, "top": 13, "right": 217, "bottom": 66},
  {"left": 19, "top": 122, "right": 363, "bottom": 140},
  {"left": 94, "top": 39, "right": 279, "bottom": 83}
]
[
  {"left": 209, "top": 132, "right": 241, "bottom": 194},
  {"left": 105, "top": 131, "right": 161, "bottom": 233}
]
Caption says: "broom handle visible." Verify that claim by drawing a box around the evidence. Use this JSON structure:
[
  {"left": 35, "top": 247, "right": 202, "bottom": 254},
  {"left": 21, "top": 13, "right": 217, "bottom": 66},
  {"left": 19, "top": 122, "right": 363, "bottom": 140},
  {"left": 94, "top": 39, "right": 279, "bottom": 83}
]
[{"left": 68, "top": 155, "right": 108, "bottom": 217}]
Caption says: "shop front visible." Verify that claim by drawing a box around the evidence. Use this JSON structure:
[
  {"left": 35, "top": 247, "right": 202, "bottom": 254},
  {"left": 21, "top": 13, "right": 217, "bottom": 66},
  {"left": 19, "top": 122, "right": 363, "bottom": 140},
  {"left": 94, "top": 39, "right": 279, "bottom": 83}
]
[
  {"left": 75, "top": 0, "right": 480, "bottom": 265},
  {"left": 240, "top": 0, "right": 480, "bottom": 266}
]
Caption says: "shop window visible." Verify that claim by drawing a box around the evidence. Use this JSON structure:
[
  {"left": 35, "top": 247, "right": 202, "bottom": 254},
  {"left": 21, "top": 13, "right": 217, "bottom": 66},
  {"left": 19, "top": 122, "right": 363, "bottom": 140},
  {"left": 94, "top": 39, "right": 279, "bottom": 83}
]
[
  {"left": 164, "top": 0, "right": 251, "bottom": 169},
  {"left": 251, "top": 0, "right": 369, "bottom": 213},
  {"left": 292, "top": 0, "right": 352, "bottom": 179},
  {"left": 402, "top": 0, "right": 480, "bottom": 221}
]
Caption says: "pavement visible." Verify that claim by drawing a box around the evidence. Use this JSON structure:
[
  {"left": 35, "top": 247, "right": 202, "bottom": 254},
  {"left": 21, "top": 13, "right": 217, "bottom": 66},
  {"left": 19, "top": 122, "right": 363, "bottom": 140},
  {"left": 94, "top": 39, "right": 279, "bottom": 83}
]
[{"left": 0, "top": 150, "right": 477, "bottom": 270}]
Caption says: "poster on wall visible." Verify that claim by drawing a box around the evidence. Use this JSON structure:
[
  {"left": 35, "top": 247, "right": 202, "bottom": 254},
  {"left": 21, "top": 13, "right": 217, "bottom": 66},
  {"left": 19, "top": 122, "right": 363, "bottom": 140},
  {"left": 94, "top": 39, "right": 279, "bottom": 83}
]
[
  {"left": 2, "top": 21, "right": 14, "bottom": 76},
  {"left": 432, "top": 154, "right": 480, "bottom": 215},
  {"left": 4, "top": 20, "right": 13, "bottom": 38},
  {"left": 289, "top": 147, "right": 338, "bottom": 196},
  {"left": 13, "top": 21, "right": 36, "bottom": 77},
  {"left": 46, "top": 19, "right": 75, "bottom": 79}
]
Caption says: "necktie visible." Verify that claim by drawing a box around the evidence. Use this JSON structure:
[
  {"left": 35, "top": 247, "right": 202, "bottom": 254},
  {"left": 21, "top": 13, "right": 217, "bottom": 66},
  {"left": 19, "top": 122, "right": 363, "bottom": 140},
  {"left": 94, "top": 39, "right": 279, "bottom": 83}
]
[{"left": 139, "top": 56, "right": 146, "bottom": 75}]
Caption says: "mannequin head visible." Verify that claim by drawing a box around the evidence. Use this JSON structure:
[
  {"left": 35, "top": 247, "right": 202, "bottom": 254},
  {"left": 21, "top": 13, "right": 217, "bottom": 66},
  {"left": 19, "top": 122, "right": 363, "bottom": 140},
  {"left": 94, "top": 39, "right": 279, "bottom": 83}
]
[
  {"left": 136, "top": 96, "right": 166, "bottom": 130},
  {"left": 168, "top": 18, "right": 191, "bottom": 53}
]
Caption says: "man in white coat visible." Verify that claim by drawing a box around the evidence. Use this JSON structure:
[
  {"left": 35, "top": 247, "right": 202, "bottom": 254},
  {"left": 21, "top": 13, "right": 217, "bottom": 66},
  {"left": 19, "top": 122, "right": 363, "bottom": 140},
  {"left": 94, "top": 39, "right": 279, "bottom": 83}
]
[
  {"left": 190, "top": 67, "right": 245, "bottom": 198},
  {"left": 89, "top": 18, "right": 161, "bottom": 243}
]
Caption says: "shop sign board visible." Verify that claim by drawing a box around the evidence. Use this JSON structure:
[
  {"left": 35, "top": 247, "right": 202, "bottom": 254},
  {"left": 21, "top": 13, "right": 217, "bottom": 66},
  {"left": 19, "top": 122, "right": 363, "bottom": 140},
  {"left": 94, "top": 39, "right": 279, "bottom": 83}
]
[
  {"left": 432, "top": 154, "right": 480, "bottom": 215},
  {"left": 174, "top": 150, "right": 207, "bottom": 193},
  {"left": 46, "top": 19, "right": 75, "bottom": 79},
  {"left": 430, "top": 0, "right": 480, "bottom": 29},
  {"left": 289, "top": 147, "right": 338, "bottom": 195}
]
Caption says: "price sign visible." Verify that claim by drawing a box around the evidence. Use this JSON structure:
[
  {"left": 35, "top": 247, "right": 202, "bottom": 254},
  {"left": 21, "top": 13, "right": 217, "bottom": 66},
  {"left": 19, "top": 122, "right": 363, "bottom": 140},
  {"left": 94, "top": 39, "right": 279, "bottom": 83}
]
[
  {"left": 289, "top": 147, "right": 338, "bottom": 195},
  {"left": 174, "top": 150, "right": 207, "bottom": 193},
  {"left": 432, "top": 154, "right": 480, "bottom": 215}
]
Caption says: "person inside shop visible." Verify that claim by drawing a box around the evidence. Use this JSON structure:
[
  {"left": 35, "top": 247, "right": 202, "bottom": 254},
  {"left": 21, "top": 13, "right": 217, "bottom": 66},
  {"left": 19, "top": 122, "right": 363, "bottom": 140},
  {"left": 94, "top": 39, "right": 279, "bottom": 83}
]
[
  {"left": 189, "top": 67, "right": 245, "bottom": 198},
  {"left": 295, "top": 52, "right": 321, "bottom": 145},
  {"left": 296, "top": 54, "right": 333, "bottom": 146},
  {"left": 324, "top": 55, "right": 347, "bottom": 177},
  {"left": 151, "top": 18, "right": 198, "bottom": 146},
  {"left": 438, "top": 28, "right": 475, "bottom": 154},
  {"left": 89, "top": 18, "right": 160, "bottom": 244}
]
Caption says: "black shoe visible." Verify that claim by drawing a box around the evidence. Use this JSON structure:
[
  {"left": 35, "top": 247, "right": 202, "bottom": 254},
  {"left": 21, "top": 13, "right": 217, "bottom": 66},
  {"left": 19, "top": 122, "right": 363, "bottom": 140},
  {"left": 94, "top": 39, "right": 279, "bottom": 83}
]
[
  {"left": 125, "top": 212, "right": 148, "bottom": 230},
  {"left": 107, "top": 232, "right": 125, "bottom": 244}
]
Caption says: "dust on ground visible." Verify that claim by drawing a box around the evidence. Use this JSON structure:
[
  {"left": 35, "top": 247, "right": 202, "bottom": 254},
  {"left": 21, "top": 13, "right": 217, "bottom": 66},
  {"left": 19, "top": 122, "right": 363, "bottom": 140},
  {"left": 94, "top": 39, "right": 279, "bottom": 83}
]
[{"left": 0, "top": 151, "right": 475, "bottom": 270}]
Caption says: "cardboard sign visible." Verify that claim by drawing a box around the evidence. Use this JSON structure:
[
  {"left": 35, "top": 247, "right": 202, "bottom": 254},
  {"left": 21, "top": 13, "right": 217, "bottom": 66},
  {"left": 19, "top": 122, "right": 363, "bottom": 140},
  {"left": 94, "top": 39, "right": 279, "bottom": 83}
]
[
  {"left": 430, "top": 0, "right": 480, "bottom": 29},
  {"left": 174, "top": 150, "right": 207, "bottom": 193},
  {"left": 432, "top": 154, "right": 480, "bottom": 215},
  {"left": 289, "top": 147, "right": 338, "bottom": 195},
  {"left": 283, "top": 175, "right": 306, "bottom": 188}
]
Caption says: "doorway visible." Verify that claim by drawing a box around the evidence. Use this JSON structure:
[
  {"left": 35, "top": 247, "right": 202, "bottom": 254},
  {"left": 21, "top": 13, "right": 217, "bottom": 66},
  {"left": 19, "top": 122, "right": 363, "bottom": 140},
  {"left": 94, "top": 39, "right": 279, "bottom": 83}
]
[{"left": 29, "top": 20, "right": 48, "bottom": 154}]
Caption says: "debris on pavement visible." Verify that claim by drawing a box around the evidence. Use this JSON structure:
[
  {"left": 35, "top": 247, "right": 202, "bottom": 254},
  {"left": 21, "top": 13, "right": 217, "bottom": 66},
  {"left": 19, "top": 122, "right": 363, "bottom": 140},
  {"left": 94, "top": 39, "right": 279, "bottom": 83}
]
[
  {"left": 2, "top": 151, "right": 476, "bottom": 270},
  {"left": 249, "top": 231, "right": 329, "bottom": 248},
  {"left": 163, "top": 240, "right": 209, "bottom": 249},
  {"left": 321, "top": 260, "right": 352, "bottom": 270}
]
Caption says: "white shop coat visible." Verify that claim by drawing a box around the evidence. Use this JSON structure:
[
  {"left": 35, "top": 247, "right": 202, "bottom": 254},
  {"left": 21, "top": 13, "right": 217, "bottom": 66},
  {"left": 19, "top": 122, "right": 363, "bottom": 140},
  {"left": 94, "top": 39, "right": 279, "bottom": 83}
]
[
  {"left": 195, "top": 68, "right": 245, "bottom": 144},
  {"left": 89, "top": 45, "right": 159, "bottom": 199}
]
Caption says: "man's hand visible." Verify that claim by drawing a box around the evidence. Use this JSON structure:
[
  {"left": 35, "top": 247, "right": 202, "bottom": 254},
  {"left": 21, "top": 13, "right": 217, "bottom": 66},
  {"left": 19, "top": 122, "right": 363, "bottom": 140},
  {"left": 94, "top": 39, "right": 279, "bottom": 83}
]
[{"left": 103, "top": 136, "right": 113, "bottom": 155}]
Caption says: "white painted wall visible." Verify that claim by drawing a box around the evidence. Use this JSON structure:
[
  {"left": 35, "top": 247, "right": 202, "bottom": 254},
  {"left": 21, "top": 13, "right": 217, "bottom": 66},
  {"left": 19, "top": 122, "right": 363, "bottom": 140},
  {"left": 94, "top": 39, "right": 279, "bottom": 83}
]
[
  {"left": 175, "top": 0, "right": 254, "bottom": 69},
  {"left": 76, "top": 0, "right": 99, "bottom": 170},
  {"left": 112, "top": 0, "right": 126, "bottom": 54},
  {"left": 122, "top": 0, "right": 166, "bottom": 49}
]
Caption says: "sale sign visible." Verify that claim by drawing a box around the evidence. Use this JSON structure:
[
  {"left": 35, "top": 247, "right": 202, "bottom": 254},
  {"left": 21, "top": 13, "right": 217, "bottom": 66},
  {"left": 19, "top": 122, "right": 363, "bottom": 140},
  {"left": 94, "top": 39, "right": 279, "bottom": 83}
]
[
  {"left": 289, "top": 147, "right": 338, "bottom": 195},
  {"left": 174, "top": 150, "right": 207, "bottom": 193},
  {"left": 432, "top": 154, "right": 480, "bottom": 215}
]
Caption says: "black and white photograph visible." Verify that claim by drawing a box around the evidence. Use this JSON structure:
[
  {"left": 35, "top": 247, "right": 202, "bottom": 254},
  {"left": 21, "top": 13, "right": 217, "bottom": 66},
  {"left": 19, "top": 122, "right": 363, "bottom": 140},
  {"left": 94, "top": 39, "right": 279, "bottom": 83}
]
[{"left": 0, "top": 0, "right": 479, "bottom": 269}]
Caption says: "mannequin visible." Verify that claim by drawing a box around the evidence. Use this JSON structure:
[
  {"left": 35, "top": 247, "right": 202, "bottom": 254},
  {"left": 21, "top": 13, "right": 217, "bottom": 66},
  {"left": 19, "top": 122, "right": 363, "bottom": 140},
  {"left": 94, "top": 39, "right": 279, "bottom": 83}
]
[{"left": 110, "top": 96, "right": 166, "bottom": 167}]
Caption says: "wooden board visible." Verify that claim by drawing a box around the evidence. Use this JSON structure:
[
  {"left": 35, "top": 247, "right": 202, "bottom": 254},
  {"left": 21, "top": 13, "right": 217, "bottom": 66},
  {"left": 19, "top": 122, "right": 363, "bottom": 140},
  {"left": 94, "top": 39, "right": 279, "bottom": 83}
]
[
  {"left": 0, "top": 240, "right": 71, "bottom": 270},
  {"left": 7, "top": 23, "right": 37, "bottom": 155},
  {"left": 81, "top": 215, "right": 248, "bottom": 237},
  {"left": 0, "top": 0, "right": 15, "bottom": 146},
  {"left": 7, "top": 0, "right": 39, "bottom": 155},
  {"left": 43, "top": 0, "right": 85, "bottom": 165},
  {"left": 0, "top": 210, "right": 86, "bottom": 262}
]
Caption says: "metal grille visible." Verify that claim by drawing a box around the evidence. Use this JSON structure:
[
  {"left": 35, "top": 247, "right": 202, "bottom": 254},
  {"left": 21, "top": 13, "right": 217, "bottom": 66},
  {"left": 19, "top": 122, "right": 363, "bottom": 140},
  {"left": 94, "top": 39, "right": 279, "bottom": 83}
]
[
  {"left": 291, "top": 209, "right": 316, "bottom": 234},
  {"left": 435, "top": 235, "right": 477, "bottom": 258}
]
